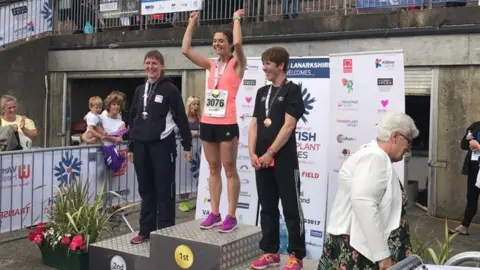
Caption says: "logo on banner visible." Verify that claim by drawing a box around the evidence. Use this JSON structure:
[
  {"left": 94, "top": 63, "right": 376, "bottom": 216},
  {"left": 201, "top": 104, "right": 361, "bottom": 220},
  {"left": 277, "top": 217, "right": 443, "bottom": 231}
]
[
  {"left": 54, "top": 151, "right": 83, "bottom": 188},
  {"left": 336, "top": 134, "right": 356, "bottom": 143},
  {"left": 375, "top": 58, "right": 395, "bottom": 69},
  {"left": 301, "top": 171, "right": 319, "bottom": 179},
  {"left": 245, "top": 96, "right": 252, "bottom": 104},
  {"left": 300, "top": 82, "right": 316, "bottom": 124},
  {"left": 336, "top": 100, "right": 359, "bottom": 111},
  {"left": 296, "top": 132, "right": 320, "bottom": 160},
  {"left": 378, "top": 99, "right": 390, "bottom": 113},
  {"left": 343, "top": 59, "right": 352, "bottom": 73},
  {"left": 336, "top": 119, "right": 358, "bottom": 128},
  {"left": 245, "top": 64, "right": 260, "bottom": 72},
  {"left": 11, "top": 6, "right": 28, "bottom": 16},
  {"left": 377, "top": 78, "right": 393, "bottom": 92},
  {"left": 339, "top": 148, "right": 351, "bottom": 159},
  {"left": 341, "top": 78, "right": 354, "bottom": 93},
  {"left": 0, "top": 164, "right": 31, "bottom": 181},
  {"left": 239, "top": 113, "right": 253, "bottom": 122},
  {"left": 243, "top": 79, "right": 257, "bottom": 87},
  {"left": 41, "top": 0, "right": 53, "bottom": 29}
]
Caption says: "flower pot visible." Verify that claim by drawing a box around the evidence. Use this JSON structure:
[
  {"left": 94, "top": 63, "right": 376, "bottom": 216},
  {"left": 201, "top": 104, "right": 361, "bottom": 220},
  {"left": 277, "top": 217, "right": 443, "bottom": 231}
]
[{"left": 39, "top": 244, "right": 89, "bottom": 270}]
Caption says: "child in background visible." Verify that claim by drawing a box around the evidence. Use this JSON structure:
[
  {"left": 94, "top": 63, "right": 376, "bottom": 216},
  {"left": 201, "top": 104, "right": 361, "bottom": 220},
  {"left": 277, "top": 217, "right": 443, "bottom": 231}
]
[{"left": 82, "top": 96, "right": 107, "bottom": 144}]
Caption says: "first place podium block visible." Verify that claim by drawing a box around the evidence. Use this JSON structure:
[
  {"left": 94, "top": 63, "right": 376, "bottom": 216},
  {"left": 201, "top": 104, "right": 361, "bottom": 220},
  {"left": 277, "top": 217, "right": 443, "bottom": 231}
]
[{"left": 149, "top": 219, "right": 263, "bottom": 270}]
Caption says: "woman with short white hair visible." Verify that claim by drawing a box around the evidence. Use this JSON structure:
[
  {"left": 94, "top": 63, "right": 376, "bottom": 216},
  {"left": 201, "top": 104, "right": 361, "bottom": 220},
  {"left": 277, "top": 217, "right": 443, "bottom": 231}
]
[{"left": 318, "top": 112, "right": 419, "bottom": 270}]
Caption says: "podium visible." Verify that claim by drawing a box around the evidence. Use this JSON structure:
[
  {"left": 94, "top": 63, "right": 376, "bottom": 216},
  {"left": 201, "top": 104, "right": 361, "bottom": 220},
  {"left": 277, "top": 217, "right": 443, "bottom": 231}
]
[{"left": 89, "top": 219, "right": 318, "bottom": 269}]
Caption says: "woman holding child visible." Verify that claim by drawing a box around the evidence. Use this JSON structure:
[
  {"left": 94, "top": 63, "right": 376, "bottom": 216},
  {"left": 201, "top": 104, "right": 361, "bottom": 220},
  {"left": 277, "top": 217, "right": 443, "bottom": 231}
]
[{"left": 82, "top": 92, "right": 126, "bottom": 145}]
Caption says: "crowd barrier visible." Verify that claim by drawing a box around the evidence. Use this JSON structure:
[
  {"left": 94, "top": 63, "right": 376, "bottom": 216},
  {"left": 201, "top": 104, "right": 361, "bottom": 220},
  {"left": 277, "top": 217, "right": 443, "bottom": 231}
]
[
  {"left": 1, "top": 0, "right": 477, "bottom": 47},
  {"left": 0, "top": 136, "right": 201, "bottom": 242}
]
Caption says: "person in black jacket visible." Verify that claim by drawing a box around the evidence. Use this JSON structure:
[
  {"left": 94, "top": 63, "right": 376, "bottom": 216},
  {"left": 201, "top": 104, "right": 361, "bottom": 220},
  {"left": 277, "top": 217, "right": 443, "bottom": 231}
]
[
  {"left": 449, "top": 121, "right": 480, "bottom": 236},
  {"left": 128, "top": 50, "right": 192, "bottom": 244}
]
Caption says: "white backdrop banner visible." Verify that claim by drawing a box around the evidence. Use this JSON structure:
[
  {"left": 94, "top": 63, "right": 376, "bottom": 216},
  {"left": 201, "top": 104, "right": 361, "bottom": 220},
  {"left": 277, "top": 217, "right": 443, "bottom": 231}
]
[
  {"left": 194, "top": 58, "right": 265, "bottom": 226},
  {"left": 326, "top": 50, "right": 406, "bottom": 220},
  {"left": 276, "top": 57, "right": 330, "bottom": 260},
  {"left": 0, "top": 0, "right": 53, "bottom": 46},
  {"left": 140, "top": 0, "right": 202, "bottom": 15}
]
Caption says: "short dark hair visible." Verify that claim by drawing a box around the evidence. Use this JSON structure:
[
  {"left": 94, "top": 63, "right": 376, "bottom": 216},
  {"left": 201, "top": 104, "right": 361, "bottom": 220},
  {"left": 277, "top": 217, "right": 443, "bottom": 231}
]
[
  {"left": 261, "top": 46, "right": 290, "bottom": 73},
  {"left": 144, "top": 50, "right": 165, "bottom": 77}
]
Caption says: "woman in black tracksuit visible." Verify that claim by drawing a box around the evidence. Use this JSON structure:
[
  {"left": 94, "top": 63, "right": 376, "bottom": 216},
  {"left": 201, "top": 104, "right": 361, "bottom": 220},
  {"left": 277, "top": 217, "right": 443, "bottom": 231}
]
[{"left": 449, "top": 121, "right": 480, "bottom": 236}]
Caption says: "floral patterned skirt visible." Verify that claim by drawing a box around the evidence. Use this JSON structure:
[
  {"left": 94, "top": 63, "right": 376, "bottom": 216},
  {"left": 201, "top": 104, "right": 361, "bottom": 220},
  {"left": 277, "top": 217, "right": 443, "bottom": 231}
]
[{"left": 317, "top": 232, "right": 412, "bottom": 270}]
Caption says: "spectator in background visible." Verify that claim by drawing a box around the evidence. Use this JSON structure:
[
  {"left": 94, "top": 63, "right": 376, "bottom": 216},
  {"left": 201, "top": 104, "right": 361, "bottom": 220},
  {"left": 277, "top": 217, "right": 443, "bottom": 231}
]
[
  {"left": 186, "top": 96, "right": 201, "bottom": 136},
  {"left": 282, "top": 0, "right": 299, "bottom": 19},
  {"left": 0, "top": 95, "right": 37, "bottom": 149},
  {"left": 449, "top": 121, "right": 480, "bottom": 236},
  {"left": 178, "top": 96, "right": 201, "bottom": 212},
  {"left": 101, "top": 91, "right": 126, "bottom": 145}
]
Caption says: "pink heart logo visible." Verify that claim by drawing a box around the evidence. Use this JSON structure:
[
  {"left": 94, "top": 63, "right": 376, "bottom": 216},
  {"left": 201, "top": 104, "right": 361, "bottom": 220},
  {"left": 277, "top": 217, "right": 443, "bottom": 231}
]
[
  {"left": 381, "top": 99, "right": 389, "bottom": 107},
  {"left": 245, "top": 97, "right": 252, "bottom": 103}
]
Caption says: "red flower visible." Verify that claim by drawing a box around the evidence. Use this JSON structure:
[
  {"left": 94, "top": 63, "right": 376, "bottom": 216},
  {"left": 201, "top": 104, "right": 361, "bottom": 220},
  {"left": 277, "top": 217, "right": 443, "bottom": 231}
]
[
  {"left": 28, "top": 230, "right": 37, "bottom": 241},
  {"left": 33, "top": 234, "right": 43, "bottom": 245},
  {"left": 69, "top": 235, "right": 86, "bottom": 251},
  {"left": 36, "top": 222, "right": 46, "bottom": 233},
  {"left": 61, "top": 236, "right": 71, "bottom": 245}
]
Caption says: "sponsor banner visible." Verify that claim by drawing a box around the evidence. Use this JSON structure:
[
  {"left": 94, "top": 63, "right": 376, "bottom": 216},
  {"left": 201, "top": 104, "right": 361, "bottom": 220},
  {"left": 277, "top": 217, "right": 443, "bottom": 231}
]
[
  {"left": 327, "top": 50, "right": 405, "bottom": 220},
  {"left": 195, "top": 58, "right": 264, "bottom": 226},
  {"left": 140, "top": 0, "right": 202, "bottom": 15},
  {"left": 99, "top": 0, "right": 140, "bottom": 18},
  {"left": 0, "top": 0, "right": 53, "bottom": 46},
  {"left": 1, "top": 139, "right": 196, "bottom": 233},
  {"left": 277, "top": 57, "right": 330, "bottom": 260}
]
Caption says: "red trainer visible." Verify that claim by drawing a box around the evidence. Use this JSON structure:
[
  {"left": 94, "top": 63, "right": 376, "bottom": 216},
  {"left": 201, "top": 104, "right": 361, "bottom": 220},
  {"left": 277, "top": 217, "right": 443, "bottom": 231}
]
[{"left": 130, "top": 235, "right": 149, "bottom": 245}]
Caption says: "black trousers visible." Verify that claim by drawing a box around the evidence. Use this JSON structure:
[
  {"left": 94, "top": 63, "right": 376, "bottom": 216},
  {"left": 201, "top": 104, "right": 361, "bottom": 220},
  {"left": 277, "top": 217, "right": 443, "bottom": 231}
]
[
  {"left": 133, "top": 134, "right": 177, "bottom": 237},
  {"left": 462, "top": 161, "right": 480, "bottom": 227},
  {"left": 255, "top": 164, "right": 306, "bottom": 259}
]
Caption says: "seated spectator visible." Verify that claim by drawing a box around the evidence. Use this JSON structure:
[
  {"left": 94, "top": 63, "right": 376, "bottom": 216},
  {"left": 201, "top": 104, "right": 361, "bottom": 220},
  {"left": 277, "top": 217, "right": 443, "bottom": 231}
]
[{"left": 0, "top": 95, "right": 37, "bottom": 149}]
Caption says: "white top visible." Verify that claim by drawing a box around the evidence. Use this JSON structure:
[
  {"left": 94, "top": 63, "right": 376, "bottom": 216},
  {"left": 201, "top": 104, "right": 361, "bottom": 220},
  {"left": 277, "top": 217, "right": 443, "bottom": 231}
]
[
  {"left": 326, "top": 140, "right": 403, "bottom": 263},
  {"left": 84, "top": 111, "right": 101, "bottom": 127},
  {"left": 100, "top": 113, "right": 124, "bottom": 146}
]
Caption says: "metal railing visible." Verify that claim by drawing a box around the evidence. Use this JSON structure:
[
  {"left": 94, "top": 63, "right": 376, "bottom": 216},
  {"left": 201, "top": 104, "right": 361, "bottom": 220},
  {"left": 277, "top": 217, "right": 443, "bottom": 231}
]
[
  {"left": 0, "top": 136, "right": 201, "bottom": 242},
  {"left": 0, "top": 0, "right": 477, "bottom": 47}
]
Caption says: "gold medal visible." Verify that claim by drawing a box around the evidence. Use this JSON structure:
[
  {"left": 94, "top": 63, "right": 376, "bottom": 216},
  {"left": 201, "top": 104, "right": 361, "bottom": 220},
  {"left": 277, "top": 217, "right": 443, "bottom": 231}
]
[
  {"left": 264, "top": 118, "right": 272, "bottom": 127},
  {"left": 212, "top": 89, "right": 219, "bottom": 97}
]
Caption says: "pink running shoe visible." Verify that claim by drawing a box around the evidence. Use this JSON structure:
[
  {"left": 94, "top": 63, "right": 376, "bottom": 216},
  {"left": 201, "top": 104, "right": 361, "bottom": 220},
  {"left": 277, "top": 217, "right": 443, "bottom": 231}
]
[
  {"left": 218, "top": 215, "right": 238, "bottom": 233},
  {"left": 199, "top": 212, "right": 222, "bottom": 229},
  {"left": 250, "top": 253, "right": 281, "bottom": 269},
  {"left": 283, "top": 253, "right": 303, "bottom": 270}
]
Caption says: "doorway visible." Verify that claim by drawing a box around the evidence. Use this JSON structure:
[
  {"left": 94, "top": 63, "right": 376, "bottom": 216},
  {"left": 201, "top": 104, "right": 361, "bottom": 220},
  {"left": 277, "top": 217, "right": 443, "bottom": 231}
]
[{"left": 67, "top": 76, "right": 182, "bottom": 145}]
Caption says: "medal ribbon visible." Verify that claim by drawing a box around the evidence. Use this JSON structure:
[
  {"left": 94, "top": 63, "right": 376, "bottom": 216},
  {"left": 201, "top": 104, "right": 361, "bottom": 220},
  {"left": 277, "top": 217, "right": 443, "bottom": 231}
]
[
  {"left": 265, "top": 79, "right": 288, "bottom": 118},
  {"left": 142, "top": 81, "right": 157, "bottom": 117},
  {"left": 213, "top": 56, "right": 232, "bottom": 89}
]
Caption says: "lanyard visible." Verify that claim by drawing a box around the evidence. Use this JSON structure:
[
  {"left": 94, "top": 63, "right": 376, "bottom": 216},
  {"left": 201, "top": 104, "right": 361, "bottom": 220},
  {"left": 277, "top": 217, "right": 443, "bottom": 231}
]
[
  {"left": 265, "top": 80, "right": 288, "bottom": 117},
  {"left": 143, "top": 81, "right": 156, "bottom": 113},
  {"left": 213, "top": 57, "right": 232, "bottom": 89},
  {"left": 143, "top": 82, "right": 150, "bottom": 113}
]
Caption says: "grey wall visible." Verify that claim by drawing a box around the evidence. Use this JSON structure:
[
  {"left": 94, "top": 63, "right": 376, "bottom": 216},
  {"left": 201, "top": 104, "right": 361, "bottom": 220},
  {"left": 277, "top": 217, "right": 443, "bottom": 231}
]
[
  {"left": 436, "top": 66, "right": 480, "bottom": 222},
  {"left": 0, "top": 37, "right": 50, "bottom": 147}
]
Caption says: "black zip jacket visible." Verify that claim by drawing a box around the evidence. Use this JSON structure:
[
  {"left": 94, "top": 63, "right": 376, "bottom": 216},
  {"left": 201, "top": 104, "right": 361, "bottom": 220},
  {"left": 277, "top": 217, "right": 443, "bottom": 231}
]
[
  {"left": 460, "top": 121, "right": 480, "bottom": 175},
  {"left": 128, "top": 77, "right": 192, "bottom": 152}
]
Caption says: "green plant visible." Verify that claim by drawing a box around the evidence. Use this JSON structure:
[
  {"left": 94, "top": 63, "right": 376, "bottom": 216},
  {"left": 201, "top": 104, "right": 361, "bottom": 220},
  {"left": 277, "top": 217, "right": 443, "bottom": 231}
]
[
  {"left": 30, "top": 179, "right": 137, "bottom": 253},
  {"left": 426, "top": 219, "right": 458, "bottom": 265},
  {"left": 410, "top": 221, "right": 435, "bottom": 261}
]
